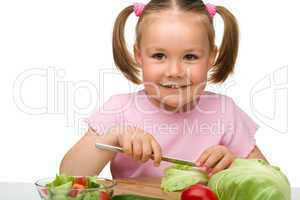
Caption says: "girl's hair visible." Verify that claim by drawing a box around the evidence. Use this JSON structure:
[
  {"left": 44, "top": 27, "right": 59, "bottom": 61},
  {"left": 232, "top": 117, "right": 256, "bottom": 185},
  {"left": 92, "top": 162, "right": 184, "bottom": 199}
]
[{"left": 112, "top": 0, "right": 239, "bottom": 84}]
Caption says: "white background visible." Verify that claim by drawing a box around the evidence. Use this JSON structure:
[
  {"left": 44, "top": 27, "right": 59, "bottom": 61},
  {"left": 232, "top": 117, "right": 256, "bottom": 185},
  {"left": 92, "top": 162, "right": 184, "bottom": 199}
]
[{"left": 0, "top": 0, "right": 299, "bottom": 187}]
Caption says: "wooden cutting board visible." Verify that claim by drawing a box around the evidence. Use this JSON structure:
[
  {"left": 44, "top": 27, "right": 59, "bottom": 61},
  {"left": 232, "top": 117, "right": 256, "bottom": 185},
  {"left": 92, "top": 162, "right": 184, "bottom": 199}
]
[{"left": 114, "top": 177, "right": 181, "bottom": 199}]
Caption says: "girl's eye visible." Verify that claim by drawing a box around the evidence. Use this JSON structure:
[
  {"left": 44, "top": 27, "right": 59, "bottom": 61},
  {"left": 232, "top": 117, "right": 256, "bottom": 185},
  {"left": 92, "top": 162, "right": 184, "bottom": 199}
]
[
  {"left": 184, "top": 54, "right": 199, "bottom": 61},
  {"left": 151, "top": 53, "right": 166, "bottom": 60}
]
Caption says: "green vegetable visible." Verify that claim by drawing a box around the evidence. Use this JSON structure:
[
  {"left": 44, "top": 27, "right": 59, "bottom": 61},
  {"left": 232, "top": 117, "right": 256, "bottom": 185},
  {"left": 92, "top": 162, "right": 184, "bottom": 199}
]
[
  {"left": 47, "top": 175, "right": 74, "bottom": 188},
  {"left": 51, "top": 194, "right": 68, "bottom": 200},
  {"left": 208, "top": 159, "right": 291, "bottom": 200},
  {"left": 160, "top": 164, "right": 208, "bottom": 192},
  {"left": 50, "top": 181, "right": 73, "bottom": 196},
  {"left": 82, "top": 191, "right": 99, "bottom": 200},
  {"left": 112, "top": 195, "right": 162, "bottom": 200},
  {"left": 68, "top": 192, "right": 85, "bottom": 200},
  {"left": 87, "top": 176, "right": 101, "bottom": 189}
]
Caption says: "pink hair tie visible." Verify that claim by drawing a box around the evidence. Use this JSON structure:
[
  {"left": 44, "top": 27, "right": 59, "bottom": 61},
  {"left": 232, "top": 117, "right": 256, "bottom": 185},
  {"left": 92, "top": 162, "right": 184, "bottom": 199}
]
[
  {"left": 133, "top": 3, "right": 145, "bottom": 17},
  {"left": 205, "top": 3, "right": 217, "bottom": 18}
]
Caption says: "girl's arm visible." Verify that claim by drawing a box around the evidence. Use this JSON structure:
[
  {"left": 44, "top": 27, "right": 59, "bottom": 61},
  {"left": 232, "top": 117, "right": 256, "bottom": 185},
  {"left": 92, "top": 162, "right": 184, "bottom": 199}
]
[
  {"left": 59, "top": 128, "right": 117, "bottom": 176},
  {"left": 247, "top": 145, "right": 268, "bottom": 163},
  {"left": 59, "top": 125, "right": 162, "bottom": 176}
]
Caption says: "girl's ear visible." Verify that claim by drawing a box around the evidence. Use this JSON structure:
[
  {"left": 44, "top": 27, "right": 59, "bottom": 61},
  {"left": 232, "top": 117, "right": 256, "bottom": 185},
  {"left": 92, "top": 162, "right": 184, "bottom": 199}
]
[
  {"left": 208, "top": 46, "right": 218, "bottom": 70},
  {"left": 134, "top": 44, "right": 142, "bottom": 68}
]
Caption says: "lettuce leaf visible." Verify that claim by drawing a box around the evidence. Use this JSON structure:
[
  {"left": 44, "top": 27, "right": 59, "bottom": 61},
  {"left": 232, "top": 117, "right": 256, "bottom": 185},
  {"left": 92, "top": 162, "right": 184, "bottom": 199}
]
[{"left": 160, "top": 164, "right": 208, "bottom": 192}]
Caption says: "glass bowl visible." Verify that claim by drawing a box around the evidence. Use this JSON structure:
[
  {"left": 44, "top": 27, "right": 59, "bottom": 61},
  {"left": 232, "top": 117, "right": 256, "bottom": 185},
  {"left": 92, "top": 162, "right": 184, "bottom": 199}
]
[{"left": 35, "top": 177, "right": 116, "bottom": 200}]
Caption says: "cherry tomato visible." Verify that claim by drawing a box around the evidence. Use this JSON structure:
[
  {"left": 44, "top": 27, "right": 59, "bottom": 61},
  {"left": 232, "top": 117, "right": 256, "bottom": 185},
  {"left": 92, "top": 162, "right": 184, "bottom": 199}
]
[
  {"left": 68, "top": 183, "right": 85, "bottom": 197},
  {"left": 99, "top": 191, "right": 110, "bottom": 200},
  {"left": 181, "top": 184, "right": 218, "bottom": 200},
  {"left": 74, "top": 176, "right": 87, "bottom": 186},
  {"left": 40, "top": 188, "right": 48, "bottom": 197}
]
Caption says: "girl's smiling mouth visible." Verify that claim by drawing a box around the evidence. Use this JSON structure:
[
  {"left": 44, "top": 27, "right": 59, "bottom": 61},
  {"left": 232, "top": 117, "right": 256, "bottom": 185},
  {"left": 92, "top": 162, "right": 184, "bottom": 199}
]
[{"left": 159, "top": 82, "right": 192, "bottom": 92}]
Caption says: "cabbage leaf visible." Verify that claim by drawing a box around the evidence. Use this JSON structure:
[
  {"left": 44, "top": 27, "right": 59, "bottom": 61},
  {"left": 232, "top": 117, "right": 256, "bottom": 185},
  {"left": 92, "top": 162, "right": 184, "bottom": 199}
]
[{"left": 208, "top": 159, "right": 291, "bottom": 200}]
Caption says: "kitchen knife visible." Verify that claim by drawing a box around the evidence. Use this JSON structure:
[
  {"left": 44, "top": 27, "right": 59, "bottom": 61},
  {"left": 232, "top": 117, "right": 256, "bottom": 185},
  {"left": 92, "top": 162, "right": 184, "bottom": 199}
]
[{"left": 95, "top": 143, "right": 197, "bottom": 167}]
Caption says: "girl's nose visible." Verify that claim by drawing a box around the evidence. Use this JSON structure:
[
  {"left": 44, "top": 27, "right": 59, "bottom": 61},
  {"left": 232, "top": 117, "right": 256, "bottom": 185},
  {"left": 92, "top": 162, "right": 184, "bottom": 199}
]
[{"left": 165, "top": 60, "right": 185, "bottom": 78}]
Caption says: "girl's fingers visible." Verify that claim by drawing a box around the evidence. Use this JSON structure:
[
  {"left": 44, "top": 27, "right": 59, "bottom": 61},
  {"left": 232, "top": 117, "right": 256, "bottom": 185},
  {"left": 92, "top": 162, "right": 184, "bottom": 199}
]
[
  {"left": 202, "top": 150, "right": 225, "bottom": 169},
  {"left": 210, "top": 155, "right": 233, "bottom": 175},
  {"left": 122, "top": 136, "right": 133, "bottom": 156},
  {"left": 151, "top": 140, "right": 162, "bottom": 167},
  {"left": 196, "top": 147, "right": 214, "bottom": 167},
  {"left": 141, "top": 139, "right": 152, "bottom": 163},
  {"left": 132, "top": 139, "right": 143, "bottom": 161}
]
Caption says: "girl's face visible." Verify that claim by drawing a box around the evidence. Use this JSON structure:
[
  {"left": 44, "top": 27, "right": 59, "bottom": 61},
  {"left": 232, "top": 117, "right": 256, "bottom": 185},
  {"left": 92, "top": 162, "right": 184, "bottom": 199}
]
[{"left": 134, "top": 10, "right": 216, "bottom": 112}]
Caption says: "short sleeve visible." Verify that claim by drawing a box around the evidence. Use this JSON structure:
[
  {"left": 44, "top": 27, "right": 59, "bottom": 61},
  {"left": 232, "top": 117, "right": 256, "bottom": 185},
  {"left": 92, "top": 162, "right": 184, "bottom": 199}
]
[
  {"left": 84, "top": 95, "right": 123, "bottom": 135},
  {"left": 220, "top": 97, "right": 259, "bottom": 158}
]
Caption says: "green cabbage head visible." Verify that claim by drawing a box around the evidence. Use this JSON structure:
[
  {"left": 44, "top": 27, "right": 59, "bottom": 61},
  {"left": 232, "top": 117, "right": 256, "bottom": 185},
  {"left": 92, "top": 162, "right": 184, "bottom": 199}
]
[
  {"left": 161, "top": 164, "right": 208, "bottom": 192},
  {"left": 208, "top": 159, "right": 291, "bottom": 200}
]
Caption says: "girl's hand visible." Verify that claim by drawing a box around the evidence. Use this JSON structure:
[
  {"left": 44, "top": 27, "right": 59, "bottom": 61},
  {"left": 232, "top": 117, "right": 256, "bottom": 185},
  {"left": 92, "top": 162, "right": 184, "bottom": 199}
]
[
  {"left": 107, "top": 125, "right": 162, "bottom": 167},
  {"left": 195, "top": 145, "right": 236, "bottom": 177}
]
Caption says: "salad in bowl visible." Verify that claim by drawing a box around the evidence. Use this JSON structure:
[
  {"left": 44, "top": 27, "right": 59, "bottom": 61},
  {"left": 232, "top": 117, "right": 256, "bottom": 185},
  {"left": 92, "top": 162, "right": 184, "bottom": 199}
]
[{"left": 35, "top": 175, "right": 116, "bottom": 200}]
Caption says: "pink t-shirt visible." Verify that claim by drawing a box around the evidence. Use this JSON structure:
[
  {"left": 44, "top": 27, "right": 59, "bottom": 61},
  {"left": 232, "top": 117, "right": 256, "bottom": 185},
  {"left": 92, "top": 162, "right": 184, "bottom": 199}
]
[{"left": 85, "top": 89, "right": 258, "bottom": 179}]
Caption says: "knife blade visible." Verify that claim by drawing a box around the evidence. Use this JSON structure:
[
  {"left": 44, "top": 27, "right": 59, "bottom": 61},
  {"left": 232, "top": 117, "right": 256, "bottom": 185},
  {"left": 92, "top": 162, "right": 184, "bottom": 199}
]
[{"left": 95, "top": 143, "right": 197, "bottom": 167}]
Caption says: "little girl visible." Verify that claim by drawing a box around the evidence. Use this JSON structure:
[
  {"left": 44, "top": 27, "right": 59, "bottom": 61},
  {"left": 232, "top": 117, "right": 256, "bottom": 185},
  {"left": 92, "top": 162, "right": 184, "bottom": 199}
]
[{"left": 60, "top": 0, "right": 267, "bottom": 179}]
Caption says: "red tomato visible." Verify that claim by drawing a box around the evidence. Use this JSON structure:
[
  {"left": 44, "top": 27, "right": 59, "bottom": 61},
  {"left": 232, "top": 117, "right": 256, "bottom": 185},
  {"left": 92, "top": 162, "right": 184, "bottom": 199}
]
[
  {"left": 68, "top": 183, "right": 85, "bottom": 197},
  {"left": 181, "top": 184, "right": 218, "bottom": 200},
  {"left": 99, "top": 191, "right": 110, "bottom": 200},
  {"left": 40, "top": 188, "right": 48, "bottom": 197},
  {"left": 74, "top": 176, "right": 87, "bottom": 186}
]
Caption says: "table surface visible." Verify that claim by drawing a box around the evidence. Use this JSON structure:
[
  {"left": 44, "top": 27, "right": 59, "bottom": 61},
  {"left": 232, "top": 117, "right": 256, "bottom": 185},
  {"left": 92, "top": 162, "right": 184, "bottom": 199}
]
[{"left": 1, "top": 181, "right": 299, "bottom": 199}]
